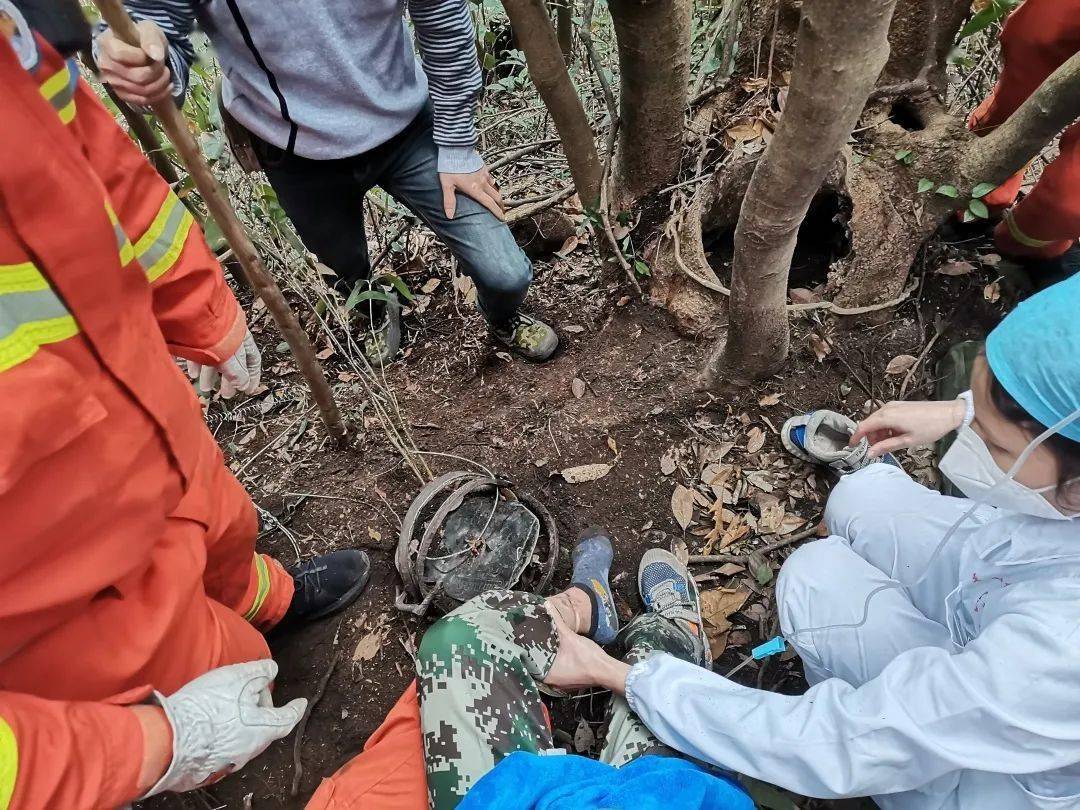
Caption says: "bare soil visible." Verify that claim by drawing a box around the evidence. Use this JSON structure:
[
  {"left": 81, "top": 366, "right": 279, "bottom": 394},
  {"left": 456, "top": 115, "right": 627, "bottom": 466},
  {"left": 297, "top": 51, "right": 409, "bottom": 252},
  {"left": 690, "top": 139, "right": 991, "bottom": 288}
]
[{"left": 147, "top": 226, "right": 1008, "bottom": 810}]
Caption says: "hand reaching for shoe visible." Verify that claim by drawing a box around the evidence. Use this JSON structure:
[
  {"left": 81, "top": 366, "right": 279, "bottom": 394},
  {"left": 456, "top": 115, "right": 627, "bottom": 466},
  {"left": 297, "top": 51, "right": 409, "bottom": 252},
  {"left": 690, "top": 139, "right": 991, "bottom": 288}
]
[{"left": 851, "top": 399, "right": 967, "bottom": 458}]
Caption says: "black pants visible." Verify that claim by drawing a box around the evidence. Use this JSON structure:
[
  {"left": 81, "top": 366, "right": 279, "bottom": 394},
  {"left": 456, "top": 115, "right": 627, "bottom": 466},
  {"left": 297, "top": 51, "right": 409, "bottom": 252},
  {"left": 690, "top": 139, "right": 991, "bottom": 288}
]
[{"left": 251, "top": 106, "right": 532, "bottom": 323}]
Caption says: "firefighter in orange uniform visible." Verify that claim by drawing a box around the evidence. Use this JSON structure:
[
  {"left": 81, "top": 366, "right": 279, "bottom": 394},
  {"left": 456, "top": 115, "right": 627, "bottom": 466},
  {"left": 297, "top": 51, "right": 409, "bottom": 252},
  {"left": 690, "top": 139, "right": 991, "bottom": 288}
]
[
  {"left": 0, "top": 2, "right": 371, "bottom": 806},
  {"left": 968, "top": 0, "right": 1080, "bottom": 280}
]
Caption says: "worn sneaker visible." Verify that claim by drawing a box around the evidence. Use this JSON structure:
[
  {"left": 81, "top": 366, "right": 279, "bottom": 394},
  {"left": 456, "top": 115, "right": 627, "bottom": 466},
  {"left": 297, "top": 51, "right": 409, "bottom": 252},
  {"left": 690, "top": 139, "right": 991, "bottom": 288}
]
[
  {"left": 638, "top": 549, "right": 709, "bottom": 665},
  {"left": 782, "top": 410, "right": 900, "bottom": 475},
  {"left": 489, "top": 312, "right": 558, "bottom": 362},
  {"left": 286, "top": 549, "right": 371, "bottom": 622}
]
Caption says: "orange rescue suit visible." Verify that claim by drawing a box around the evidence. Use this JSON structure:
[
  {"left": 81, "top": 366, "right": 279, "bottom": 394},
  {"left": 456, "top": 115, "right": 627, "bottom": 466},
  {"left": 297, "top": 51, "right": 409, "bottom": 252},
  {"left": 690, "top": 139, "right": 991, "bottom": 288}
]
[
  {"left": 0, "top": 34, "right": 293, "bottom": 809},
  {"left": 969, "top": 0, "right": 1080, "bottom": 258}
]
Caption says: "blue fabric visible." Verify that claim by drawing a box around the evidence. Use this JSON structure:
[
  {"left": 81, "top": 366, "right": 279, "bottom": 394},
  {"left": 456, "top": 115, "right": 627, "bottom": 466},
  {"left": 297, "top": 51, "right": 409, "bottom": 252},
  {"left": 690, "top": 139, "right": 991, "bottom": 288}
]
[
  {"left": 986, "top": 273, "right": 1080, "bottom": 442},
  {"left": 458, "top": 752, "right": 755, "bottom": 810}
]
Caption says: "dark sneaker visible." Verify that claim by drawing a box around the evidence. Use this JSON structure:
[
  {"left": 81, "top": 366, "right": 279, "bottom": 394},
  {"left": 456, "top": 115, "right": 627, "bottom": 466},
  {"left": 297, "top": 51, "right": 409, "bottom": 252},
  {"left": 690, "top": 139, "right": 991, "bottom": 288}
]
[
  {"left": 359, "top": 292, "right": 402, "bottom": 368},
  {"left": 489, "top": 312, "right": 558, "bottom": 362},
  {"left": 286, "top": 549, "right": 371, "bottom": 622},
  {"left": 638, "top": 549, "right": 709, "bottom": 665}
]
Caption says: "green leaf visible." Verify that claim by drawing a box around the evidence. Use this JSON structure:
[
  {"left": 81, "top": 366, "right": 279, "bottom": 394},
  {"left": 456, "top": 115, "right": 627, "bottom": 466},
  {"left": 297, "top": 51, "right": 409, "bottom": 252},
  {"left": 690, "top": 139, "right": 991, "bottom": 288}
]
[
  {"left": 958, "top": 0, "right": 1019, "bottom": 40},
  {"left": 345, "top": 288, "right": 392, "bottom": 311},
  {"left": 894, "top": 149, "right": 913, "bottom": 165},
  {"left": 961, "top": 208, "right": 976, "bottom": 224},
  {"left": 968, "top": 198, "right": 990, "bottom": 219},
  {"left": 971, "top": 182, "right": 996, "bottom": 199},
  {"left": 482, "top": 52, "right": 496, "bottom": 70},
  {"left": 917, "top": 178, "right": 934, "bottom": 193},
  {"left": 633, "top": 259, "right": 652, "bottom": 277},
  {"left": 935, "top": 184, "right": 959, "bottom": 198},
  {"left": 379, "top": 272, "right": 416, "bottom": 302}
]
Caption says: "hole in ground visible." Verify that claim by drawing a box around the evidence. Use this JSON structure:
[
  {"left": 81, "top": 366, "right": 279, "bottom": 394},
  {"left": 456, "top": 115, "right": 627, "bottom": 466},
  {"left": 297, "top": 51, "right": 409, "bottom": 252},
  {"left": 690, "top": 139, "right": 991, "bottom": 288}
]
[
  {"left": 889, "top": 98, "right": 925, "bottom": 131},
  {"left": 704, "top": 188, "right": 853, "bottom": 290}
]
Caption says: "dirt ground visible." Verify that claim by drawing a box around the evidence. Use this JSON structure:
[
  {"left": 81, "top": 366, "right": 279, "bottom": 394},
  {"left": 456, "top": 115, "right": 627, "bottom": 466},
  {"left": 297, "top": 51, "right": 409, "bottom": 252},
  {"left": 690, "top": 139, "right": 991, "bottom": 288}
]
[{"left": 146, "top": 223, "right": 1008, "bottom": 810}]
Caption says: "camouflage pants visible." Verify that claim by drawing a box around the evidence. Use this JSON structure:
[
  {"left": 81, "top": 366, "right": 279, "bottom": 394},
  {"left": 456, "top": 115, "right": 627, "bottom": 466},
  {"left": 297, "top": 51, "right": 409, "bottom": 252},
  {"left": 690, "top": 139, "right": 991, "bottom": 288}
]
[{"left": 416, "top": 590, "right": 703, "bottom": 810}]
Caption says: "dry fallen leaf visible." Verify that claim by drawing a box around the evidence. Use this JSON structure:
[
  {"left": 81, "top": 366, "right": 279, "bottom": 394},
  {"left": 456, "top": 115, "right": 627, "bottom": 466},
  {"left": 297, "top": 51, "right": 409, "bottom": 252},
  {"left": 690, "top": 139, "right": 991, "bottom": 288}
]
[
  {"left": 758, "top": 393, "right": 781, "bottom": 407},
  {"left": 571, "top": 377, "right": 586, "bottom": 399},
  {"left": 671, "top": 484, "right": 696, "bottom": 529},
  {"left": 660, "top": 450, "right": 678, "bottom": 476},
  {"left": 885, "top": 354, "right": 918, "bottom": 376},
  {"left": 984, "top": 281, "right": 1001, "bottom": 303},
  {"left": 756, "top": 494, "right": 785, "bottom": 533},
  {"left": 936, "top": 260, "right": 975, "bottom": 277},
  {"left": 746, "top": 426, "right": 766, "bottom": 454},
  {"left": 421, "top": 278, "right": 442, "bottom": 294},
  {"left": 574, "top": 718, "right": 595, "bottom": 753},
  {"left": 789, "top": 287, "right": 821, "bottom": 305},
  {"left": 808, "top": 333, "right": 832, "bottom": 362},
  {"left": 778, "top": 513, "right": 808, "bottom": 535},
  {"left": 716, "top": 562, "right": 745, "bottom": 576},
  {"left": 555, "top": 235, "right": 580, "bottom": 258},
  {"left": 352, "top": 615, "right": 390, "bottom": 663},
  {"left": 607, "top": 436, "right": 619, "bottom": 455},
  {"left": 561, "top": 463, "right": 612, "bottom": 483},
  {"left": 700, "top": 587, "right": 751, "bottom": 658}
]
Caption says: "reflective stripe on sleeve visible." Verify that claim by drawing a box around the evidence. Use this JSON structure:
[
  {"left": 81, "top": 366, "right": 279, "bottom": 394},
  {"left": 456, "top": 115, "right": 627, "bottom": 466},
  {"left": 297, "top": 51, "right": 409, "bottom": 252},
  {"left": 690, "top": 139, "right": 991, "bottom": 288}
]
[
  {"left": 0, "top": 715, "right": 18, "bottom": 809},
  {"left": 104, "top": 203, "right": 136, "bottom": 267},
  {"left": 38, "top": 60, "right": 77, "bottom": 125},
  {"left": 1004, "top": 208, "right": 1053, "bottom": 249},
  {"left": 0, "top": 263, "right": 79, "bottom": 373},
  {"left": 134, "top": 194, "right": 195, "bottom": 283},
  {"left": 243, "top": 554, "right": 272, "bottom": 623}
]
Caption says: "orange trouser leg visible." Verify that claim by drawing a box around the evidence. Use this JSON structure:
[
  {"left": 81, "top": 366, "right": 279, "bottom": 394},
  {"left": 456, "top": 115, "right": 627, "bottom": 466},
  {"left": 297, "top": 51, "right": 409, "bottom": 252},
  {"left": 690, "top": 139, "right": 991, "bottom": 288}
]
[
  {"left": 195, "top": 432, "right": 295, "bottom": 631},
  {"left": 994, "top": 122, "right": 1080, "bottom": 259},
  {"left": 967, "top": 0, "right": 1080, "bottom": 211},
  {"left": 306, "top": 682, "right": 429, "bottom": 810}
]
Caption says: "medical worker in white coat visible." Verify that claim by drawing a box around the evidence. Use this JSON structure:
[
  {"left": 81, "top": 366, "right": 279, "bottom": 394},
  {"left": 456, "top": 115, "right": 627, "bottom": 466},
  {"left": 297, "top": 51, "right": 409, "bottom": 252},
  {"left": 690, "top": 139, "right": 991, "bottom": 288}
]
[{"left": 549, "top": 274, "right": 1080, "bottom": 809}]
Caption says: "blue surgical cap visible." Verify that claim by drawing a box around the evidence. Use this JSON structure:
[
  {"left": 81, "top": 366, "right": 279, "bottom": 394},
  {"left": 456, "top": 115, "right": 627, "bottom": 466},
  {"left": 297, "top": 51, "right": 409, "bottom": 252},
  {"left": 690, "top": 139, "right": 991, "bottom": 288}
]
[{"left": 986, "top": 273, "right": 1080, "bottom": 443}]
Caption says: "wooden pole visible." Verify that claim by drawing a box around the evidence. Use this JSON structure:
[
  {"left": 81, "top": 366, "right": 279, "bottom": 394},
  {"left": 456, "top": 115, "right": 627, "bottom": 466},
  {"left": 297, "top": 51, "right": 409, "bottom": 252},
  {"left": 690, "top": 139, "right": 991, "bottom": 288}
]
[{"left": 91, "top": 0, "right": 348, "bottom": 444}]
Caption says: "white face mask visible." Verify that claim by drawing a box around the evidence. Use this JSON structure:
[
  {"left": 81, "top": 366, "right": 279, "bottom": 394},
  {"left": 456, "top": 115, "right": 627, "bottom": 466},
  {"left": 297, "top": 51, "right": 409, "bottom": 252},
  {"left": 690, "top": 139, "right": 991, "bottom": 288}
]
[{"left": 940, "top": 425, "right": 1074, "bottom": 520}]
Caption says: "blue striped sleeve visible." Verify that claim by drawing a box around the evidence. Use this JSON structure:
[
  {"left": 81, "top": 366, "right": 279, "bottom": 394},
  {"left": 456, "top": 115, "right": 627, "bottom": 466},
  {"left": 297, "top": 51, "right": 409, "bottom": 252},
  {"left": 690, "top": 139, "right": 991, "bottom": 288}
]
[{"left": 407, "top": 0, "right": 485, "bottom": 172}]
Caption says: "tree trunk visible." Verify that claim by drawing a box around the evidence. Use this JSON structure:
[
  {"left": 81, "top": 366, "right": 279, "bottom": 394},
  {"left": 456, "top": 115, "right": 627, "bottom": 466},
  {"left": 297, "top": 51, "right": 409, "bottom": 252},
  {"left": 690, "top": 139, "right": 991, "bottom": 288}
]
[
  {"left": 503, "top": 0, "right": 603, "bottom": 207},
  {"left": 715, "top": 0, "right": 900, "bottom": 381},
  {"left": 608, "top": 0, "right": 693, "bottom": 205},
  {"left": 881, "top": 0, "right": 972, "bottom": 93}
]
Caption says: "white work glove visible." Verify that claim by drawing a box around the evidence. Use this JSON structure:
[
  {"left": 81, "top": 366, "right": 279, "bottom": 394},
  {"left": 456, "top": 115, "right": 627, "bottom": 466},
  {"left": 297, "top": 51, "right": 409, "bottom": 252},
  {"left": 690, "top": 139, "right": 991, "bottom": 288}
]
[
  {"left": 186, "top": 329, "right": 262, "bottom": 399},
  {"left": 143, "top": 660, "right": 307, "bottom": 798}
]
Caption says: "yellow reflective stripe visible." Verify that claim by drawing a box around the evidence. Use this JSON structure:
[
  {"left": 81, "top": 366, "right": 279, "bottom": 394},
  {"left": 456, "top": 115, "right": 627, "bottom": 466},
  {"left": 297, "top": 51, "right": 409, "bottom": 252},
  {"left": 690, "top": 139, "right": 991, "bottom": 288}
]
[
  {"left": 1004, "top": 209, "right": 1053, "bottom": 249},
  {"left": 38, "top": 66, "right": 70, "bottom": 102},
  {"left": 134, "top": 194, "right": 195, "bottom": 283},
  {"left": 0, "top": 263, "right": 50, "bottom": 295},
  {"left": 56, "top": 99, "right": 77, "bottom": 125},
  {"left": 39, "top": 63, "right": 77, "bottom": 125},
  {"left": 243, "top": 555, "right": 271, "bottom": 622},
  {"left": 104, "top": 203, "right": 135, "bottom": 266},
  {"left": 0, "top": 316, "right": 78, "bottom": 373},
  {"left": 0, "top": 716, "right": 16, "bottom": 810}
]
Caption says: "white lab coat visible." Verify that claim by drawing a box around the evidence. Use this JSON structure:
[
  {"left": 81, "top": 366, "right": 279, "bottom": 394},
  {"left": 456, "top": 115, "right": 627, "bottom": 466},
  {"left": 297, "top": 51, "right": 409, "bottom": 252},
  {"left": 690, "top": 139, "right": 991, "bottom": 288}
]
[{"left": 626, "top": 464, "right": 1080, "bottom": 808}]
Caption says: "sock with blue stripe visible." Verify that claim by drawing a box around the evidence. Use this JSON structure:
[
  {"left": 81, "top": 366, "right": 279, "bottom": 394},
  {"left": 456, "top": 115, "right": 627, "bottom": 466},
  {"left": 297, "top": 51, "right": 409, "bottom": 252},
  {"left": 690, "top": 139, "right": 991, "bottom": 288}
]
[{"left": 569, "top": 529, "right": 619, "bottom": 645}]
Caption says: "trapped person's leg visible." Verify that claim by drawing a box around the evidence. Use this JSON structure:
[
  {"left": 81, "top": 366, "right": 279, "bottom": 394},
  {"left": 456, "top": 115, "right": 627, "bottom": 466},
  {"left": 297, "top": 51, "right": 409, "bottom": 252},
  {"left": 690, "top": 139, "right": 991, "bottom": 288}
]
[
  {"left": 253, "top": 140, "right": 373, "bottom": 293},
  {"left": 377, "top": 108, "right": 557, "bottom": 360},
  {"left": 416, "top": 590, "right": 561, "bottom": 810},
  {"left": 776, "top": 536, "right": 953, "bottom": 687},
  {"left": 598, "top": 612, "right": 704, "bottom": 767},
  {"left": 823, "top": 463, "right": 992, "bottom": 623}
]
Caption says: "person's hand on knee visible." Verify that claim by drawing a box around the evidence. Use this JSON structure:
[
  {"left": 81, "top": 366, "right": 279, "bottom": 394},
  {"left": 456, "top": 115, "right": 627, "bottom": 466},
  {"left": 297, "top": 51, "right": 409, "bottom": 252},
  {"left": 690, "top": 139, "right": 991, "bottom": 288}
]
[{"left": 439, "top": 166, "right": 505, "bottom": 221}]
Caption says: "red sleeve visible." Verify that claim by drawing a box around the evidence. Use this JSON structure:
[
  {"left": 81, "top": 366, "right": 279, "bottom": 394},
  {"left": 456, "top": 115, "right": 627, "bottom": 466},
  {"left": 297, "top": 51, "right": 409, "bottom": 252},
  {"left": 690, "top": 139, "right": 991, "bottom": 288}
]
[
  {"left": 68, "top": 72, "right": 246, "bottom": 366},
  {"left": 0, "top": 691, "right": 145, "bottom": 810}
]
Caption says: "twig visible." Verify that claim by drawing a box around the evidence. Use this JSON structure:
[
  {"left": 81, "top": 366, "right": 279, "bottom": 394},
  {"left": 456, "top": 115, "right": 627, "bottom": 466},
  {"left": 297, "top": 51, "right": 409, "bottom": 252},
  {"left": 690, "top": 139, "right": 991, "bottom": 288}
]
[
  {"left": 688, "top": 523, "right": 819, "bottom": 565},
  {"left": 580, "top": 0, "right": 618, "bottom": 126},
  {"left": 291, "top": 651, "right": 341, "bottom": 797},
  {"left": 898, "top": 327, "right": 944, "bottom": 399},
  {"left": 487, "top": 138, "right": 562, "bottom": 171},
  {"left": 505, "top": 185, "right": 576, "bottom": 223}
]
